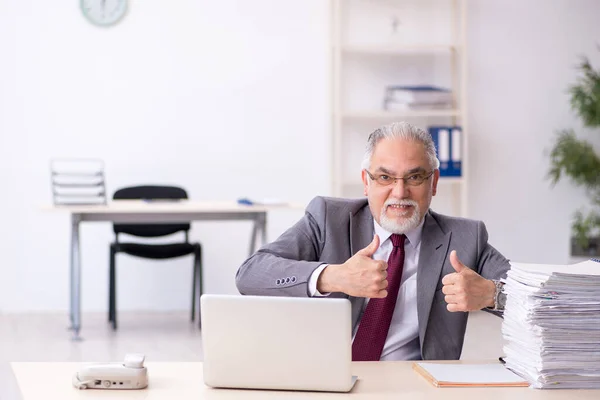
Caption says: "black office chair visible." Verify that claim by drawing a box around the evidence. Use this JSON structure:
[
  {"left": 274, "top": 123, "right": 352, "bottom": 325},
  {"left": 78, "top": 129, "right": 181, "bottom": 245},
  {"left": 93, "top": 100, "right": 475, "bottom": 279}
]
[{"left": 108, "top": 185, "right": 202, "bottom": 330}]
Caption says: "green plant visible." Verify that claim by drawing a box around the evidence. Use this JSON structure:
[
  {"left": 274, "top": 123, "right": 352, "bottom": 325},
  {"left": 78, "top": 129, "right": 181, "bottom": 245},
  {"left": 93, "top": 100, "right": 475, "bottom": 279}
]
[{"left": 548, "top": 56, "right": 600, "bottom": 250}]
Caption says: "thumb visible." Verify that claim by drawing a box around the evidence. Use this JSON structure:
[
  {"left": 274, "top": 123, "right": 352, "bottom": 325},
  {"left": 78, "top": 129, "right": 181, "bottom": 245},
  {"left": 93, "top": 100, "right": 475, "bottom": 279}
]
[
  {"left": 357, "top": 234, "right": 380, "bottom": 257},
  {"left": 449, "top": 250, "right": 467, "bottom": 273}
]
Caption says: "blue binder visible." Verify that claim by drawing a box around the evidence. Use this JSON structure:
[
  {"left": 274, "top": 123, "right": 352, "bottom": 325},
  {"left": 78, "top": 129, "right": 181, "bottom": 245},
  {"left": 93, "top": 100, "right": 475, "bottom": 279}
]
[{"left": 428, "top": 126, "right": 462, "bottom": 177}]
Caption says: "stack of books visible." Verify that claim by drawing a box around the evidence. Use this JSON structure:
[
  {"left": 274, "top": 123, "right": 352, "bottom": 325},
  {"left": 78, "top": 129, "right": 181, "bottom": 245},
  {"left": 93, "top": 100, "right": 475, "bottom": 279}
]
[
  {"left": 502, "top": 259, "right": 600, "bottom": 389},
  {"left": 383, "top": 85, "right": 453, "bottom": 111}
]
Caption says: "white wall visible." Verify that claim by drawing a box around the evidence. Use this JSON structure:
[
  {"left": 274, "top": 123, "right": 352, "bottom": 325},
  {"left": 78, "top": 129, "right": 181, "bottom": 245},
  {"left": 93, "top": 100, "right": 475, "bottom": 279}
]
[
  {"left": 2, "top": 0, "right": 599, "bottom": 313},
  {"left": 0, "top": 0, "right": 329, "bottom": 312},
  {"left": 467, "top": 0, "right": 600, "bottom": 264}
]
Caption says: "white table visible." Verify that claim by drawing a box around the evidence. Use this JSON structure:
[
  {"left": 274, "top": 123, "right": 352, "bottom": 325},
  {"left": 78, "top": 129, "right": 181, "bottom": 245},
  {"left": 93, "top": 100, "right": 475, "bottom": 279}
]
[
  {"left": 49, "top": 200, "right": 304, "bottom": 340},
  {"left": 9, "top": 361, "right": 600, "bottom": 399}
]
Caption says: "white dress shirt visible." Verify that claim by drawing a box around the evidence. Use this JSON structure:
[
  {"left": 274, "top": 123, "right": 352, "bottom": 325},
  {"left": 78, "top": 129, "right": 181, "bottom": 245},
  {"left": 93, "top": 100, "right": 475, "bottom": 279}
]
[{"left": 308, "top": 219, "right": 424, "bottom": 361}]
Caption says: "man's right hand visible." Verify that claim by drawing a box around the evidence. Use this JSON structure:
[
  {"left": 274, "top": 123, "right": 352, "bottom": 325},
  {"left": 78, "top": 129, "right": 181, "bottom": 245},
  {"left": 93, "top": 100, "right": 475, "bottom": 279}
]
[{"left": 316, "top": 235, "right": 388, "bottom": 298}]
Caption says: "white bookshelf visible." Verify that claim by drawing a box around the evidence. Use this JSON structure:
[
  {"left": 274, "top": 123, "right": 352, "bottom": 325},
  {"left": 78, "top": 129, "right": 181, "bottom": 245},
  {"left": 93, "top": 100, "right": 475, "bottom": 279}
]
[
  {"left": 331, "top": 0, "right": 468, "bottom": 217},
  {"left": 339, "top": 44, "right": 457, "bottom": 55},
  {"left": 341, "top": 109, "right": 462, "bottom": 119}
]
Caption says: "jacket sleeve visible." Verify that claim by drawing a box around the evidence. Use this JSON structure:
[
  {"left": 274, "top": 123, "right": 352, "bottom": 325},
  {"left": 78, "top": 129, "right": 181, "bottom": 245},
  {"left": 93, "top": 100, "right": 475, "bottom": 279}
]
[
  {"left": 235, "top": 196, "right": 328, "bottom": 297},
  {"left": 474, "top": 220, "right": 510, "bottom": 317},
  {"left": 474, "top": 220, "right": 510, "bottom": 281}
]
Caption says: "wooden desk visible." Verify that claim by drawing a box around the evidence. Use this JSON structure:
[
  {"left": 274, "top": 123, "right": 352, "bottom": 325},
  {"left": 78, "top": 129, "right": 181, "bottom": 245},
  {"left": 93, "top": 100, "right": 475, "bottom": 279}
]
[
  {"left": 10, "top": 361, "right": 600, "bottom": 399},
  {"left": 48, "top": 201, "right": 304, "bottom": 340}
]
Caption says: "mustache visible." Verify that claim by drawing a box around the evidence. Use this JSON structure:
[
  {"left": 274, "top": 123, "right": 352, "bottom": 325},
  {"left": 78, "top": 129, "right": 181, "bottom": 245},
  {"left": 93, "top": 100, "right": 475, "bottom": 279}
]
[{"left": 384, "top": 199, "right": 418, "bottom": 208}]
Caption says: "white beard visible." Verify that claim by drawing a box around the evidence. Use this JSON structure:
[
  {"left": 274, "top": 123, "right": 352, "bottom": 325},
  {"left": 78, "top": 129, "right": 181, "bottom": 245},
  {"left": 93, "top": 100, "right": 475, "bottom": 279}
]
[{"left": 379, "top": 199, "right": 421, "bottom": 234}]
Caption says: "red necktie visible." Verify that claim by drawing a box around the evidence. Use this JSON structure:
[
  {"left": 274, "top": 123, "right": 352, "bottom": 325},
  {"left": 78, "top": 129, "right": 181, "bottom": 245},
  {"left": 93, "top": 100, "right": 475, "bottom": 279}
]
[{"left": 352, "top": 234, "right": 406, "bottom": 361}]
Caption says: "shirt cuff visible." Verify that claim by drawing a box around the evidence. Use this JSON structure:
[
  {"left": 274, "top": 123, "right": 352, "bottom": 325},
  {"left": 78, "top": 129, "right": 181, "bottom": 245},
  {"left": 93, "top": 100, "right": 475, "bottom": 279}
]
[{"left": 308, "top": 264, "right": 330, "bottom": 297}]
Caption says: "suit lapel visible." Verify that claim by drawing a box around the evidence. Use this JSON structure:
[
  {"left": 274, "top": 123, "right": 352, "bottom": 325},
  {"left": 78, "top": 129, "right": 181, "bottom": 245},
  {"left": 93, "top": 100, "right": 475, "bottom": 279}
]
[
  {"left": 348, "top": 203, "right": 374, "bottom": 328},
  {"left": 417, "top": 211, "right": 451, "bottom": 344},
  {"left": 349, "top": 205, "right": 374, "bottom": 256}
]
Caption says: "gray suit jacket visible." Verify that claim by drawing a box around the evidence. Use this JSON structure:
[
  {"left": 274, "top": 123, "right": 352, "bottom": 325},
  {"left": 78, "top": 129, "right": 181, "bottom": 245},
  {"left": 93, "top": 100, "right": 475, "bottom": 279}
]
[{"left": 236, "top": 196, "right": 510, "bottom": 360}]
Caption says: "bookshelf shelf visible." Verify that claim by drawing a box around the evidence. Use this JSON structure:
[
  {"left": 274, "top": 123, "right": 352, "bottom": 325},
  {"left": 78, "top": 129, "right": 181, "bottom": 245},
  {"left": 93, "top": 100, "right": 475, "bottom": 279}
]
[
  {"left": 331, "top": 0, "right": 468, "bottom": 217},
  {"left": 342, "top": 110, "right": 462, "bottom": 120},
  {"left": 339, "top": 44, "right": 457, "bottom": 55}
]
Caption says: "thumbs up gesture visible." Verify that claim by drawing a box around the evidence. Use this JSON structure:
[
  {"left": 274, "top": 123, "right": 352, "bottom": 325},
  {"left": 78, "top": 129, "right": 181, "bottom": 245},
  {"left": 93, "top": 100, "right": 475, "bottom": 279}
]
[
  {"left": 441, "top": 250, "right": 496, "bottom": 312},
  {"left": 356, "top": 234, "right": 381, "bottom": 258},
  {"left": 317, "top": 235, "right": 389, "bottom": 298}
]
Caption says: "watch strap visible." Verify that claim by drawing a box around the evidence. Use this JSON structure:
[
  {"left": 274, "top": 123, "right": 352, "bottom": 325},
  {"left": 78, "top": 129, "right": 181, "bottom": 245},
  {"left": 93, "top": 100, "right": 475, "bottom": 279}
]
[{"left": 489, "top": 279, "right": 506, "bottom": 311}]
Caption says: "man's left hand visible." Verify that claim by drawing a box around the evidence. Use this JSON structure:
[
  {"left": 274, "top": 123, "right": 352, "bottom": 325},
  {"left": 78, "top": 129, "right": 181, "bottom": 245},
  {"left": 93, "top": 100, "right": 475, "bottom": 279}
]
[{"left": 441, "top": 250, "right": 495, "bottom": 312}]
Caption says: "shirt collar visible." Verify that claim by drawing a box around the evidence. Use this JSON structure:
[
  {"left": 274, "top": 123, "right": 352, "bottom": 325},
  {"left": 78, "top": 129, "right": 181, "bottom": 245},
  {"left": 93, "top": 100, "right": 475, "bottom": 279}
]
[{"left": 373, "top": 215, "right": 425, "bottom": 247}]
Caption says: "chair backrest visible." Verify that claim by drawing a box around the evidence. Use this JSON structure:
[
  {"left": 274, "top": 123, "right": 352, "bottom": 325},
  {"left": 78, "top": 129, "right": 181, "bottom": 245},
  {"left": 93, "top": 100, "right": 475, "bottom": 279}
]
[{"left": 113, "top": 185, "right": 190, "bottom": 238}]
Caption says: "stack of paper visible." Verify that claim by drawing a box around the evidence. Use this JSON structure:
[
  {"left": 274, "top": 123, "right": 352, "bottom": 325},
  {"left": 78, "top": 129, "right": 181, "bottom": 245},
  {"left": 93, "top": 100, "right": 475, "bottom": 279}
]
[
  {"left": 502, "top": 259, "right": 600, "bottom": 389},
  {"left": 50, "top": 158, "right": 107, "bottom": 205},
  {"left": 383, "top": 85, "right": 453, "bottom": 111}
]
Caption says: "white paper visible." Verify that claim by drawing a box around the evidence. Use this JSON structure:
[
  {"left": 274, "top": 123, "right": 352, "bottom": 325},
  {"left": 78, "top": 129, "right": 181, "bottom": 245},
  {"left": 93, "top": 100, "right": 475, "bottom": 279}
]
[
  {"left": 416, "top": 363, "right": 525, "bottom": 384},
  {"left": 510, "top": 260, "right": 600, "bottom": 276},
  {"left": 502, "top": 259, "right": 600, "bottom": 389}
]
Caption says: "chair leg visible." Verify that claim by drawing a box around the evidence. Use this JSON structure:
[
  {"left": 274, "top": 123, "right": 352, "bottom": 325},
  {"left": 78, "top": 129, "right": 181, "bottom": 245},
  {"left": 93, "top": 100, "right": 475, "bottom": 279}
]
[
  {"left": 191, "top": 251, "right": 197, "bottom": 322},
  {"left": 191, "top": 246, "right": 202, "bottom": 324},
  {"left": 197, "top": 245, "right": 203, "bottom": 328},
  {"left": 110, "top": 246, "right": 118, "bottom": 330},
  {"left": 109, "top": 246, "right": 115, "bottom": 323}
]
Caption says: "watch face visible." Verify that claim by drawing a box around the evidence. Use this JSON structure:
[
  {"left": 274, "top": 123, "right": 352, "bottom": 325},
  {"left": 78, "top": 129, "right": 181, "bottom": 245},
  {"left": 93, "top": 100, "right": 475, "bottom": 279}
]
[
  {"left": 81, "top": 0, "right": 128, "bottom": 27},
  {"left": 498, "top": 291, "right": 507, "bottom": 309}
]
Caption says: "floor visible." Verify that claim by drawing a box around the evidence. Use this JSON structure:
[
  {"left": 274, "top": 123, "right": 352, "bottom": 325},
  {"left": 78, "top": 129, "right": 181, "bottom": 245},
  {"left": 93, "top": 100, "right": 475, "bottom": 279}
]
[
  {"left": 0, "top": 311, "right": 203, "bottom": 363},
  {"left": 0, "top": 310, "right": 504, "bottom": 362}
]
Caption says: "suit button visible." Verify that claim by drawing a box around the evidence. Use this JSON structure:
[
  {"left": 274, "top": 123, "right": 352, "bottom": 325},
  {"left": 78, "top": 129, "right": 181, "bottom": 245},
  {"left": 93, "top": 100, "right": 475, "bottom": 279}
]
[
  {"left": 285, "top": 277, "right": 291, "bottom": 284},
  {"left": 276, "top": 279, "right": 281, "bottom": 285},
  {"left": 291, "top": 276, "right": 297, "bottom": 283}
]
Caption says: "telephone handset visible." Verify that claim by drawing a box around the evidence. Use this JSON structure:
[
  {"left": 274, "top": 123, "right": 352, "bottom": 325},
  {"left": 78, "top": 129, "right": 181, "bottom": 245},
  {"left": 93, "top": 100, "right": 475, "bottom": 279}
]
[{"left": 72, "top": 354, "right": 148, "bottom": 390}]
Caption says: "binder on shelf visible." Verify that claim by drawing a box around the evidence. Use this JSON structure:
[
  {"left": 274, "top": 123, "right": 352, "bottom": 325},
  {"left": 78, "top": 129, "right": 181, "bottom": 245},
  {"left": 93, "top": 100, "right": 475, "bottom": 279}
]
[
  {"left": 428, "top": 126, "right": 462, "bottom": 177},
  {"left": 451, "top": 127, "right": 462, "bottom": 177}
]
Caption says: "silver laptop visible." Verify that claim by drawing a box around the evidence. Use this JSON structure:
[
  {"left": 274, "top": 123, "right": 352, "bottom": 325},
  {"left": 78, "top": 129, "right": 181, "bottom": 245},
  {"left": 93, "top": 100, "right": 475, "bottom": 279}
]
[{"left": 201, "top": 294, "right": 357, "bottom": 392}]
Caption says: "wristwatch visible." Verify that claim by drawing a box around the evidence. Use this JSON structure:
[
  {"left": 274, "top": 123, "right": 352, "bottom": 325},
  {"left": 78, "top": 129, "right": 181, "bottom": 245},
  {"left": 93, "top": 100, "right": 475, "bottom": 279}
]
[{"left": 489, "top": 280, "right": 506, "bottom": 311}]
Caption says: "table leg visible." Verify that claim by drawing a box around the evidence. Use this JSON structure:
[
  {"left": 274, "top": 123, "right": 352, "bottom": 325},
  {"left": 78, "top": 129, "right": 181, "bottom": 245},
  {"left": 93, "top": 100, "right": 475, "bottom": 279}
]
[
  {"left": 248, "top": 212, "right": 268, "bottom": 257},
  {"left": 68, "top": 229, "right": 74, "bottom": 328},
  {"left": 248, "top": 212, "right": 267, "bottom": 257},
  {"left": 249, "top": 217, "right": 258, "bottom": 257},
  {"left": 69, "top": 214, "right": 83, "bottom": 341},
  {"left": 260, "top": 212, "right": 267, "bottom": 245}
]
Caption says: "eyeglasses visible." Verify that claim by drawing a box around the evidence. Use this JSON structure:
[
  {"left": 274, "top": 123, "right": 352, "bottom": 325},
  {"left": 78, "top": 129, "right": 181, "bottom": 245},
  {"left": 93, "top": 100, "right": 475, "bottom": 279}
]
[{"left": 365, "top": 169, "right": 434, "bottom": 187}]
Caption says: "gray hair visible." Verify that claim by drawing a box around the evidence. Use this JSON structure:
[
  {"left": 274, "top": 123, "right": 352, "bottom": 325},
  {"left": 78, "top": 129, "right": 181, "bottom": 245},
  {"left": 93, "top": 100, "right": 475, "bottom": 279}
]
[{"left": 361, "top": 122, "right": 440, "bottom": 171}]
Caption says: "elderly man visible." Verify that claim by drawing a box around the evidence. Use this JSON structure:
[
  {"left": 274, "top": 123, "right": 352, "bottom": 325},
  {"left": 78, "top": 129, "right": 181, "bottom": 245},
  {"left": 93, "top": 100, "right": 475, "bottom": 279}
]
[{"left": 236, "top": 122, "right": 509, "bottom": 361}]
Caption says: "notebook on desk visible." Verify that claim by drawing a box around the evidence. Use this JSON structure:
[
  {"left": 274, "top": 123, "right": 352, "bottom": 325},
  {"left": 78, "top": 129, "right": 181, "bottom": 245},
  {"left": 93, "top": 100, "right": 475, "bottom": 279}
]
[
  {"left": 201, "top": 295, "right": 358, "bottom": 393},
  {"left": 413, "top": 362, "right": 529, "bottom": 387}
]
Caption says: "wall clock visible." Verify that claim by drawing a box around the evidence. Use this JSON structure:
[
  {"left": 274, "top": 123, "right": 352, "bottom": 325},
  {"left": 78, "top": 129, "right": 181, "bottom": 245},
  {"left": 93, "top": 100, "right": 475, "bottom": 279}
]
[{"left": 81, "top": 0, "right": 128, "bottom": 27}]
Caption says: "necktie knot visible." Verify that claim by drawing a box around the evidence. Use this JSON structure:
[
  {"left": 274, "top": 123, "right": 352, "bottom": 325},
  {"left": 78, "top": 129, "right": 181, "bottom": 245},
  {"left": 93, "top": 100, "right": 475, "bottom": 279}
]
[{"left": 390, "top": 234, "right": 406, "bottom": 248}]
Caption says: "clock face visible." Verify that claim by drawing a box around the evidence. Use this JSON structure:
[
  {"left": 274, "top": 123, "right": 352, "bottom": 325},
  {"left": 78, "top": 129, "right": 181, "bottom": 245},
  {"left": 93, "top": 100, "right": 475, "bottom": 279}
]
[{"left": 81, "top": 0, "right": 128, "bottom": 26}]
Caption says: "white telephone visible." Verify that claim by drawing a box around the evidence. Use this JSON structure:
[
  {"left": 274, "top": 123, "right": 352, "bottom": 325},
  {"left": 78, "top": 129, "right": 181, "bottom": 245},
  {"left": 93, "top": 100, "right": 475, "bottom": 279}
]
[{"left": 72, "top": 354, "right": 148, "bottom": 390}]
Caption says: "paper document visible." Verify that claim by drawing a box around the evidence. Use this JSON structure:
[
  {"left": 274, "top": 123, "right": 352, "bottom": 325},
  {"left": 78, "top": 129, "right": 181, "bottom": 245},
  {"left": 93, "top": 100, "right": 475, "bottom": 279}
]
[
  {"left": 503, "top": 259, "right": 600, "bottom": 389},
  {"left": 510, "top": 260, "right": 600, "bottom": 276},
  {"left": 412, "top": 362, "right": 528, "bottom": 387}
]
